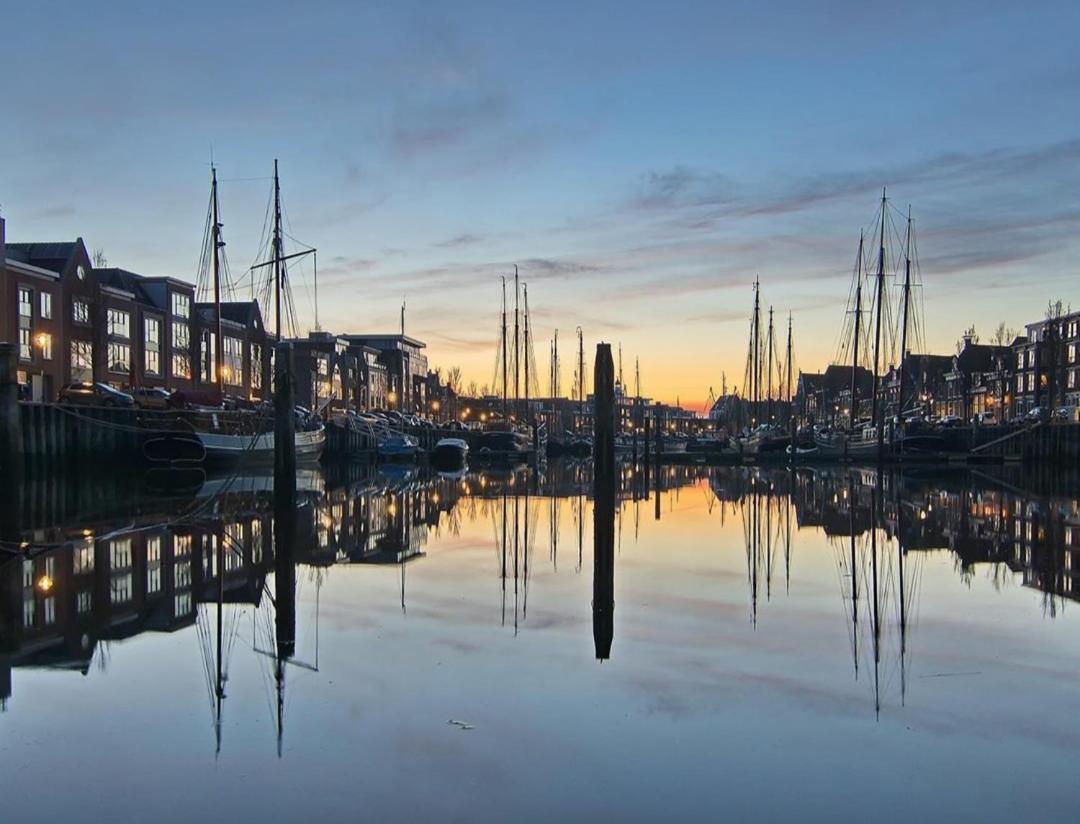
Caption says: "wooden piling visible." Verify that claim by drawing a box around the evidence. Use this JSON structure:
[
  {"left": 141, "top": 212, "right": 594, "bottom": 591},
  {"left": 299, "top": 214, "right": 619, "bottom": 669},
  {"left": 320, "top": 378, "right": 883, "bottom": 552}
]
[{"left": 592, "top": 343, "right": 615, "bottom": 660}]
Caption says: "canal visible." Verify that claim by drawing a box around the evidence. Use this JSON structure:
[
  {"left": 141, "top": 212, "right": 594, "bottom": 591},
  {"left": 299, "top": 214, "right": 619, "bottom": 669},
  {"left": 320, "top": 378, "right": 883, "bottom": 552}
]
[{"left": 2, "top": 462, "right": 1078, "bottom": 821}]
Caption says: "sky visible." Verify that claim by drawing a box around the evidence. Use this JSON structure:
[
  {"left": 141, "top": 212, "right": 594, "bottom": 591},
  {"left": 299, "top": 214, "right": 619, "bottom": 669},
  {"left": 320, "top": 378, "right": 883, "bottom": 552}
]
[{"left": 2, "top": 0, "right": 1078, "bottom": 410}]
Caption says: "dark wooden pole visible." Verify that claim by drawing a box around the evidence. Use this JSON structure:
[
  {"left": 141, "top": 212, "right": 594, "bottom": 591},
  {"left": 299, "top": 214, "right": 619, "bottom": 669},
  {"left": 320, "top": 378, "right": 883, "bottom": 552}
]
[{"left": 592, "top": 343, "right": 615, "bottom": 660}]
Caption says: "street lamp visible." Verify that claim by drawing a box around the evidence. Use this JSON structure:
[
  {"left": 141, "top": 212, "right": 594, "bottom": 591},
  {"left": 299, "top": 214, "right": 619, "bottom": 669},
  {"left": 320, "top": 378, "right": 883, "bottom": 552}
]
[{"left": 35, "top": 332, "right": 50, "bottom": 401}]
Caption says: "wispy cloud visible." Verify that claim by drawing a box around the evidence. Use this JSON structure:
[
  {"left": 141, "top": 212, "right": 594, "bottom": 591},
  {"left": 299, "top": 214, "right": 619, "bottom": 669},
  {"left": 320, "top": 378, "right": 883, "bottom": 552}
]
[{"left": 433, "top": 233, "right": 484, "bottom": 248}]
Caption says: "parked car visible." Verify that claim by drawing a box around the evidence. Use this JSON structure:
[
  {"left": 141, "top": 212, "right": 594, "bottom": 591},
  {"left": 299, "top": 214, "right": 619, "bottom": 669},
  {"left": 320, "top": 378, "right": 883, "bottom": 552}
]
[
  {"left": 972, "top": 410, "right": 998, "bottom": 425},
  {"left": 1026, "top": 407, "right": 1048, "bottom": 422},
  {"left": 58, "top": 382, "right": 135, "bottom": 408},
  {"left": 131, "top": 387, "right": 171, "bottom": 409},
  {"left": 1052, "top": 406, "right": 1074, "bottom": 422},
  {"left": 940, "top": 415, "right": 961, "bottom": 427}
]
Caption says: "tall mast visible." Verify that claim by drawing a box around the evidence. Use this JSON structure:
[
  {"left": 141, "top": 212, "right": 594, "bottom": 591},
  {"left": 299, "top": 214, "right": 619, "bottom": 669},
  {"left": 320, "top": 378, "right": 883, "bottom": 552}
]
[
  {"left": 577, "top": 326, "right": 584, "bottom": 430},
  {"left": 553, "top": 329, "right": 558, "bottom": 398},
  {"left": 513, "top": 265, "right": 520, "bottom": 414},
  {"left": 211, "top": 165, "right": 224, "bottom": 396},
  {"left": 618, "top": 343, "right": 623, "bottom": 389},
  {"left": 786, "top": 313, "right": 793, "bottom": 429},
  {"left": 501, "top": 277, "right": 508, "bottom": 416},
  {"left": 897, "top": 206, "right": 913, "bottom": 426},
  {"left": 850, "top": 232, "right": 864, "bottom": 433},
  {"left": 752, "top": 278, "right": 760, "bottom": 425},
  {"left": 272, "top": 159, "right": 283, "bottom": 342},
  {"left": 871, "top": 187, "right": 887, "bottom": 453},
  {"left": 766, "top": 305, "right": 775, "bottom": 423},
  {"left": 400, "top": 298, "right": 405, "bottom": 336},
  {"left": 523, "top": 283, "right": 530, "bottom": 425}
]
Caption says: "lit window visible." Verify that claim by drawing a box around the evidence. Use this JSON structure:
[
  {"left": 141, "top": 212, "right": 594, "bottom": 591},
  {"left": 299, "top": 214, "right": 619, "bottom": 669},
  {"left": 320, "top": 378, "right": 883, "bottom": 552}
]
[
  {"left": 71, "top": 340, "right": 93, "bottom": 381},
  {"left": 73, "top": 299, "right": 90, "bottom": 324},
  {"left": 108, "top": 342, "right": 131, "bottom": 374},
  {"left": 144, "top": 317, "right": 161, "bottom": 375},
  {"left": 171, "top": 292, "right": 190, "bottom": 319},
  {"left": 171, "top": 353, "right": 191, "bottom": 380},
  {"left": 107, "top": 309, "right": 131, "bottom": 339},
  {"left": 40, "top": 292, "right": 52, "bottom": 319},
  {"left": 172, "top": 322, "right": 190, "bottom": 351}
]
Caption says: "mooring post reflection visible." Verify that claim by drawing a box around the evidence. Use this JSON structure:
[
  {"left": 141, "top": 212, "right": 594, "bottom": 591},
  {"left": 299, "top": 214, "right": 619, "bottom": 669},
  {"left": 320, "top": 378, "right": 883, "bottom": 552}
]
[{"left": 593, "top": 344, "right": 616, "bottom": 661}]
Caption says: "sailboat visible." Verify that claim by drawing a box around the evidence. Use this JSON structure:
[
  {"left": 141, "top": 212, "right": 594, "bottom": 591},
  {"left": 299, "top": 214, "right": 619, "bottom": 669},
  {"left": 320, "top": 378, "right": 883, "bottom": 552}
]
[
  {"left": 741, "top": 280, "right": 790, "bottom": 455},
  {"left": 192, "top": 161, "right": 325, "bottom": 464},
  {"left": 815, "top": 191, "right": 896, "bottom": 460}
]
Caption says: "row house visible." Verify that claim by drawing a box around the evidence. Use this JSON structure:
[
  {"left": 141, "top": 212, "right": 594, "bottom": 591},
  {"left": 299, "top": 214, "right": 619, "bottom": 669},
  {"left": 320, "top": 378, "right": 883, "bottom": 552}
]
[
  {"left": 1012, "top": 309, "right": 1080, "bottom": 418},
  {"left": 194, "top": 301, "right": 271, "bottom": 402},
  {"left": 291, "top": 332, "right": 361, "bottom": 411},
  {"left": 794, "top": 364, "right": 874, "bottom": 428},
  {"left": 341, "top": 334, "right": 427, "bottom": 412},
  {"left": 882, "top": 353, "right": 952, "bottom": 419},
  {"left": 943, "top": 339, "right": 1012, "bottom": 420},
  {"left": 1, "top": 221, "right": 92, "bottom": 400}
]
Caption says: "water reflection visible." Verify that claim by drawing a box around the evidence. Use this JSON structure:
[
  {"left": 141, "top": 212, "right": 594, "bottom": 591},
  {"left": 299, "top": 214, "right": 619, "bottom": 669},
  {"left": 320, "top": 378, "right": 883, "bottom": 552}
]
[{"left": 2, "top": 460, "right": 1078, "bottom": 740}]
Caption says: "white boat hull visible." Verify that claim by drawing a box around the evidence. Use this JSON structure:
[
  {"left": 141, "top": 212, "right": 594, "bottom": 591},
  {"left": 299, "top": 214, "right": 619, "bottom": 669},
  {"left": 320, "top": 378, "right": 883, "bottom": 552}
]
[{"left": 197, "top": 429, "right": 325, "bottom": 463}]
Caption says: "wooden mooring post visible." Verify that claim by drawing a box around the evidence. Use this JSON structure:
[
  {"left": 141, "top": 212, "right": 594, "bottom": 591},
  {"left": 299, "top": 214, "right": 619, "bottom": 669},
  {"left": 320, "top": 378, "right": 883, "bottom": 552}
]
[{"left": 592, "top": 343, "right": 615, "bottom": 661}]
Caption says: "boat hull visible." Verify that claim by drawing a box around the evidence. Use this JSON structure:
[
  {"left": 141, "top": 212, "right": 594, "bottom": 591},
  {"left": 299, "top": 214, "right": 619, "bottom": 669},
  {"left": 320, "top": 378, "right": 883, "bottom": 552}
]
[{"left": 198, "top": 429, "right": 325, "bottom": 465}]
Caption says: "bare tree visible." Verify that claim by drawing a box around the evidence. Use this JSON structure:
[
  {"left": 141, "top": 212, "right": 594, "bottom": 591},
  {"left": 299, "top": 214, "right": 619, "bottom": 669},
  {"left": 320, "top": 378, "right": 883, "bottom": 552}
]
[
  {"left": 92, "top": 248, "right": 108, "bottom": 268},
  {"left": 446, "top": 366, "right": 462, "bottom": 393},
  {"left": 956, "top": 324, "right": 979, "bottom": 354},
  {"left": 467, "top": 380, "right": 478, "bottom": 398},
  {"left": 991, "top": 322, "right": 1017, "bottom": 346}
]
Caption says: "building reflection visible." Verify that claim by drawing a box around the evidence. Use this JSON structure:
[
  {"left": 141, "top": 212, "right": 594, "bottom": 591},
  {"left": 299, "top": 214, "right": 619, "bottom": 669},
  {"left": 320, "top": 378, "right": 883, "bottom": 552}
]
[{"left": 2, "top": 460, "right": 1077, "bottom": 726}]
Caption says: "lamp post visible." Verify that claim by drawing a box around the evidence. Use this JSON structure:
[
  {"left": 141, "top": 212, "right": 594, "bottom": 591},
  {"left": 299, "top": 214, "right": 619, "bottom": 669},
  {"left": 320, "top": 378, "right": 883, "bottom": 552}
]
[{"left": 35, "top": 332, "right": 50, "bottom": 402}]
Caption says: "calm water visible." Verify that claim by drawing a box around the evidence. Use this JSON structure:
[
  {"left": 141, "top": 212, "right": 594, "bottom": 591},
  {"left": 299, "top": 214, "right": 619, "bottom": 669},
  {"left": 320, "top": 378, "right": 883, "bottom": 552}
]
[{"left": 3, "top": 462, "right": 1079, "bottom": 822}]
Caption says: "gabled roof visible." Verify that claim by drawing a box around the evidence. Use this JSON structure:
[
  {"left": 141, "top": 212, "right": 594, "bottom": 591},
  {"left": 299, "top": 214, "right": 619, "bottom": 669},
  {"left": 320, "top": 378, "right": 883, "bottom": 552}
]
[
  {"left": 195, "top": 300, "right": 264, "bottom": 330},
  {"left": 96, "top": 268, "right": 155, "bottom": 304},
  {"left": 822, "top": 364, "right": 874, "bottom": 393},
  {"left": 5, "top": 241, "right": 79, "bottom": 273}
]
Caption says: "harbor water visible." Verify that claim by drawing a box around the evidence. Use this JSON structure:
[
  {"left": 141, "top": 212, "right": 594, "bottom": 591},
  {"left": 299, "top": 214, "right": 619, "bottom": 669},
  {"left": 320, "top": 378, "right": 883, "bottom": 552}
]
[{"left": 2, "top": 462, "right": 1078, "bottom": 821}]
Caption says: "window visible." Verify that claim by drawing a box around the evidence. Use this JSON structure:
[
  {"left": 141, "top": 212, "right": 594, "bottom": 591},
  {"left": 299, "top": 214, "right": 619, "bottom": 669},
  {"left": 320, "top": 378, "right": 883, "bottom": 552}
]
[
  {"left": 223, "top": 336, "right": 243, "bottom": 386},
  {"left": 175, "top": 534, "right": 192, "bottom": 558},
  {"left": 1069, "top": 344, "right": 1077, "bottom": 364},
  {"left": 44, "top": 597, "right": 55, "bottom": 626},
  {"left": 77, "top": 591, "right": 93, "bottom": 614},
  {"left": 172, "top": 353, "right": 191, "bottom": 380},
  {"left": 171, "top": 292, "right": 190, "bottom": 319},
  {"left": 1017, "top": 352, "right": 1024, "bottom": 369},
  {"left": 146, "top": 536, "right": 162, "bottom": 594},
  {"left": 18, "top": 287, "right": 33, "bottom": 320},
  {"left": 107, "top": 308, "right": 130, "bottom": 339},
  {"left": 251, "top": 343, "right": 262, "bottom": 390},
  {"left": 39, "top": 333, "right": 52, "bottom": 361},
  {"left": 40, "top": 292, "right": 52, "bottom": 319},
  {"left": 73, "top": 299, "right": 90, "bottom": 324},
  {"left": 144, "top": 317, "right": 161, "bottom": 375},
  {"left": 71, "top": 340, "right": 93, "bottom": 381},
  {"left": 111, "top": 538, "right": 132, "bottom": 569},
  {"left": 107, "top": 342, "right": 131, "bottom": 374},
  {"left": 74, "top": 541, "right": 95, "bottom": 574},
  {"left": 1016, "top": 375, "right": 1024, "bottom": 394},
  {"left": 172, "top": 322, "right": 190, "bottom": 351},
  {"left": 19, "top": 328, "right": 32, "bottom": 361},
  {"left": 201, "top": 331, "right": 216, "bottom": 383},
  {"left": 1027, "top": 374, "right": 1035, "bottom": 392}
]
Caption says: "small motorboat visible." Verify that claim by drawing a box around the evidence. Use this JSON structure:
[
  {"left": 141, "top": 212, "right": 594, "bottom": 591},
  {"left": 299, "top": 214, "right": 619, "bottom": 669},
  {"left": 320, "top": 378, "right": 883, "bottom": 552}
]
[
  {"left": 378, "top": 433, "right": 420, "bottom": 460},
  {"left": 431, "top": 437, "right": 469, "bottom": 469}
]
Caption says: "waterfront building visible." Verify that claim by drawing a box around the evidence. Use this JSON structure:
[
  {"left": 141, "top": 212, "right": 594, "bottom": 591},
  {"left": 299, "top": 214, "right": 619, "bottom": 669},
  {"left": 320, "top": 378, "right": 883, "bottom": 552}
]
[
  {"left": 943, "top": 338, "right": 1013, "bottom": 421},
  {"left": 193, "top": 301, "right": 271, "bottom": 401},
  {"left": 340, "top": 334, "right": 428, "bottom": 412},
  {"left": 291, "top": 331, "right": 362, "bottom": 411},
  {"left": 1012, "top": 309, "right": 1080, "bottom": 419},
  {"left": 1, "top": 221, "right": 92, "bottom": 400}
]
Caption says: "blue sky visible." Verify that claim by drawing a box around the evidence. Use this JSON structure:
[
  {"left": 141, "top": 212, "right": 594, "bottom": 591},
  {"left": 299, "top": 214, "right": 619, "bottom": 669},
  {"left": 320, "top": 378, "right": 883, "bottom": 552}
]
[{"left": 2, "top": 1, "right": 1078, "bottom": 407}]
